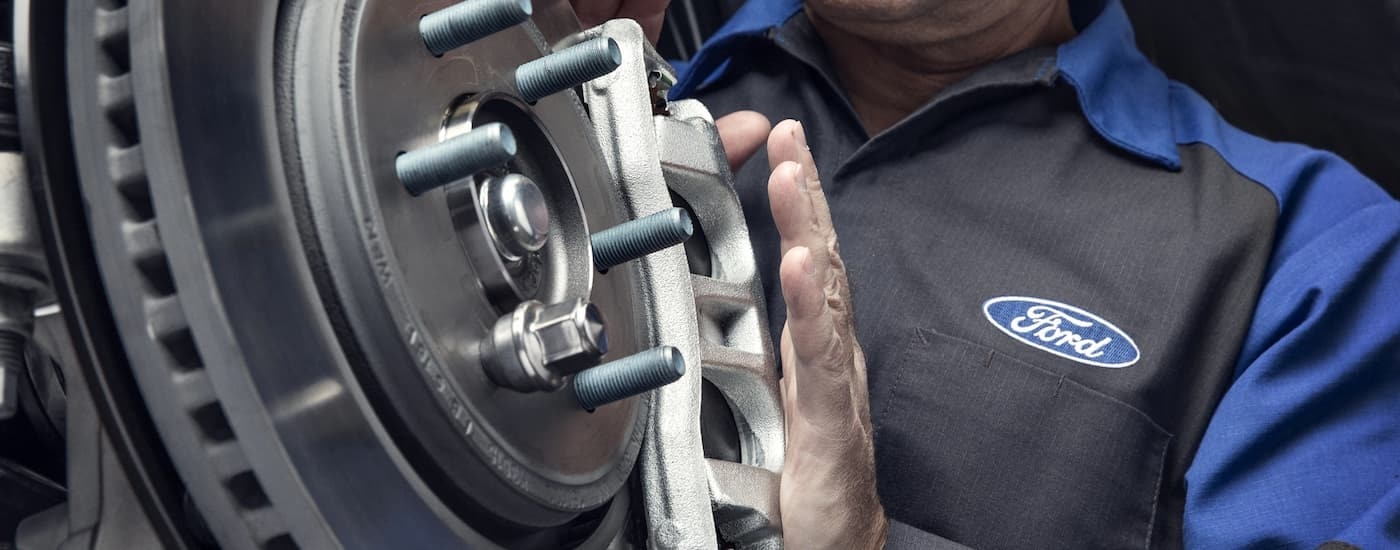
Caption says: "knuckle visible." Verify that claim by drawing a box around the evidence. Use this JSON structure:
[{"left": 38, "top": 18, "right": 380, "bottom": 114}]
[{"left": 813, "top": 330, "right": 850, "bottom": 371}]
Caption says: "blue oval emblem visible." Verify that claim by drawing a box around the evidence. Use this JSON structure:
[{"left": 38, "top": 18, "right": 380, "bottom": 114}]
[{"left": 982, "top": 296, "right": 1140, "bottom": 368}]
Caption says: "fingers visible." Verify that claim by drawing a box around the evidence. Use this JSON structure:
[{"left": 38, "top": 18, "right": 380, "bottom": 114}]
[
  {"left": 769, "top": 161, "right": 821, "bottom": 259},
  {"left": 715, "top": 111, "right": 772, "bottom": 173},
  {"left": 767, "top": 120, "right": 855, "bottom": 319},
  {"left": 768, "top": 120, "right": 836, "bottom": 239},
  {"left": 572, "top": 0, "right": 624, "bottom": 28},
  {"left": 573, "top": 0, "right": 670, "bottom": 45},
  {"left": 780, "top": 246, "right": 852, "bottom": 422},
  {"left": 767, "top": 119, "right": 800, "bottom": 171}
]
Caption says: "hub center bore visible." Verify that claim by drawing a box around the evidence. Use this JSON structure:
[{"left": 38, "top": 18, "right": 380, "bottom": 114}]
[{"left": 441, "top": 92, "right": 591, "bottom": 312}]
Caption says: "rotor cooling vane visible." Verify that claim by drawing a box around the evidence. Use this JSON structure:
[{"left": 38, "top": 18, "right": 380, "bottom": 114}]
[{"left": 27, "top": 0, "right": 786, "bottom": 548}]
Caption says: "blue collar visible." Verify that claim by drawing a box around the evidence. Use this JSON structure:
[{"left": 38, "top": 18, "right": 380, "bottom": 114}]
[{"left": 671, "top": 0, "right": 1181, "bottom": 170}]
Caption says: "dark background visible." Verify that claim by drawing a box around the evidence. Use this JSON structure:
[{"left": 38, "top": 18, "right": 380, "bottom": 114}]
[{"left": 658, "top": 0, "right": 1400, "bottom": 197}]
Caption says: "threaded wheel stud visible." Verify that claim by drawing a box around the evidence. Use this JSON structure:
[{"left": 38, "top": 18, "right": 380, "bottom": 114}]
[
  {"left": 590, "top": 207, "right": 694, "bottom": 272},
  {"left": 574, "top": 346, "right": 686, "bottom": 411}
]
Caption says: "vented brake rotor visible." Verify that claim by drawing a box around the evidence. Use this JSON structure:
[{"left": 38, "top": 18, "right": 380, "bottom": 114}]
[{"left": 34, "top": 0, "right": 785, "bottom": 548}]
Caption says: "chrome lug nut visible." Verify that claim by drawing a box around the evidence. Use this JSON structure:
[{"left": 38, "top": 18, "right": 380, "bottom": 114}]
[
  {"left": 532, "top": 300, "right": 607, "bottom": 375},
  {"left": 419, "top": 0, "right": 533, "bottom": 56},
  {"left": 397, "top": 122, "right": 516, "bottom": 196},
  {"left": 480, "top": 173, "right": 550, "bottom": 261},
  {"left": 516, "top": 37, "right": 623, "bottom": 103},
  {"left": 574, "top": 346, "right": 685, "bottom": 412},
  {"left": 591, "top": 207, "right": 694, "bottom": 272},
  {"left": 481, "top": 299, "right": 607, "bottom": 392}
]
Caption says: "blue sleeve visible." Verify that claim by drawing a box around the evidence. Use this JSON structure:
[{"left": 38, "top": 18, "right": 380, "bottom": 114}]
[{"left": 1183, "top": 156, "right": 1400, "bottom": 546}]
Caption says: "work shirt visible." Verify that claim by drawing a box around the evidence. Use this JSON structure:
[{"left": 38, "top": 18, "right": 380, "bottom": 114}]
[{"left": 670, "top": 0, "right": 1400, "bottom": 548}]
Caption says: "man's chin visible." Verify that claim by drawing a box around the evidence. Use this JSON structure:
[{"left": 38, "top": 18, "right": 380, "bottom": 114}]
[{"left": 806, "top": 1, "right": 937, "bottom": 22}]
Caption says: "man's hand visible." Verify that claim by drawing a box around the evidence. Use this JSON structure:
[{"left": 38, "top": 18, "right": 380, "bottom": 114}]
[
  {"left": 714, "top": 113, "right": 888, "bottom": 548},
  {"left": 767, "top": 119, "right": 886, "bottom": 549},
  {"left": 571, "top": 0, "right": 668, "bottom": 44}
]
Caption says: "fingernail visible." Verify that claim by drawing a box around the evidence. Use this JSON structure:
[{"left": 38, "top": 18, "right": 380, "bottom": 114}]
[{"left": 793, "top": 121, "right": 808, "bottom": 152}]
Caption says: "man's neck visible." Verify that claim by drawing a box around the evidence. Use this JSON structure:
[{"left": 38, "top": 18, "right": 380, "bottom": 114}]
[{"left": 807, "top": 2, "right": 1077, "bottom": 136}]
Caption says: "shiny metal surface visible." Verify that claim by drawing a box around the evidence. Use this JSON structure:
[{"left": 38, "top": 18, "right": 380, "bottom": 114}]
[
  {"left": 532, "top": 299, "right": 607, "bottom": 373},
  {"left": 660, "top": 103, "right": 787, "bottom": 481},
  {"left": 60, "top": 0, "right": 781, "bottom": 545},
  {"left": 578, "top": 20, "right": 787, "bottom": 548},
  {"left": 481, "top": 298, "right": 606, "bottom": 392},
  {"left": 292, "top": 0, "right": 645, "bottom": 531},
  {"left": 442, "top": 93, "right": 591, "bottom": 312},
  {"left": 579, "top": 20, "right": 715, "bottom": 547},
  {"left": 480, "top": 173, "right": 551, "bottom": 261},
  {"left": 0, "top": 152, "right": 46, "bottom": 289},
  {"left": 62, "top": 0, "right": 649, "bottom": 547}
]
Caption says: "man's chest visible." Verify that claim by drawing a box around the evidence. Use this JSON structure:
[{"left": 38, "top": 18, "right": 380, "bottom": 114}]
[{"left": 720, "top": 85, "right": 1278, "bottom": 546}]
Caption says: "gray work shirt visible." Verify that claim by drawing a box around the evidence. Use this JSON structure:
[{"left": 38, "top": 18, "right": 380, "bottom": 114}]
[
  {"left": 679, "top": 0, "right": 1400, "bottom": 544},
  {"left": 690, "top": 8, "right": 1278, "bottom": 550}
]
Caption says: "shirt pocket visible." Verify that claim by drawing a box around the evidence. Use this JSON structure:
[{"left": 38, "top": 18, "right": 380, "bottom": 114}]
[{"left": 872, "top": 328, "right": 1172, "bottom": 550}]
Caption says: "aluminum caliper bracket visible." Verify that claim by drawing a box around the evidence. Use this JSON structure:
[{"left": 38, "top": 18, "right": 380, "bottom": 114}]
[{"left": 576, "top": 19, "right": 786, "bottom": 550}]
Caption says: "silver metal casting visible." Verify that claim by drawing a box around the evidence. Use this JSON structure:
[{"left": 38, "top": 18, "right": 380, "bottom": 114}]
[{"left": 578, "top": 19, "right": 787, "bottom": 549}]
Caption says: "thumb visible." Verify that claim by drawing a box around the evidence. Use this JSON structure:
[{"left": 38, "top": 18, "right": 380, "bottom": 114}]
[{"left": 715, "top": 111, "right": 771, "bottom": 173}]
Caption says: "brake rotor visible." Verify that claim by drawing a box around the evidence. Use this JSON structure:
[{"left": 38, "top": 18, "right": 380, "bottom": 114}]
[
  {"left": 286, "top": 0, "right": 648, "bottom": 531},
  {"left": 58, "top": 0, "right": 653, "bottom": 547}
]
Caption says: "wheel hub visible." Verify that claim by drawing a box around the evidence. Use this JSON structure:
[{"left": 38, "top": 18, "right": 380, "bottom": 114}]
[
  {"left": 31, "top": 0, "right": 786, "bottom": 547},
  {"left": 288, "top": 0, "right": 647, "bottom": 534}
]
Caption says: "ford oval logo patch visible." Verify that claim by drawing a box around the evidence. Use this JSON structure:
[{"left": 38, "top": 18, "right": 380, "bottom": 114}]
[{"left": 983, "top": 296, "right": 1140, "bottom": 368}]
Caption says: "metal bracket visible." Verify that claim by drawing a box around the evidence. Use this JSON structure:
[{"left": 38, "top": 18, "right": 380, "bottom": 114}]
[{"left": 578, "top": 19, "right": 785, "bottom": 549}]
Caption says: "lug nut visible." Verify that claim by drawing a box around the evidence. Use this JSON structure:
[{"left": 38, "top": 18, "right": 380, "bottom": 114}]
[
  {"left": 516, "top": 37, "right": 623, "bottom": 103},
  {"left": 480, "top": 173, "right": 550, "bottom": 261},
  {"left": 574, "top": 346, "right": 685, "bottom": 411},
  {"left": 419, "top": 0, "right": 533, "bottom": 56},
  {"left": 591, "top": 207, "right": 694, "bottom": 272},
  {"left": 481, "top": 299, "right": 607, "bottom": 392},
  {"left": 397, "top": 122, "right": 516, "bottom": 196}
]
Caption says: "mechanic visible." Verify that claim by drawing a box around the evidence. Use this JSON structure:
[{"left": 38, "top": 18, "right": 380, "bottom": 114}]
[{"left": 575, "top": 0, "right": 1400, "bottom": 547}]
